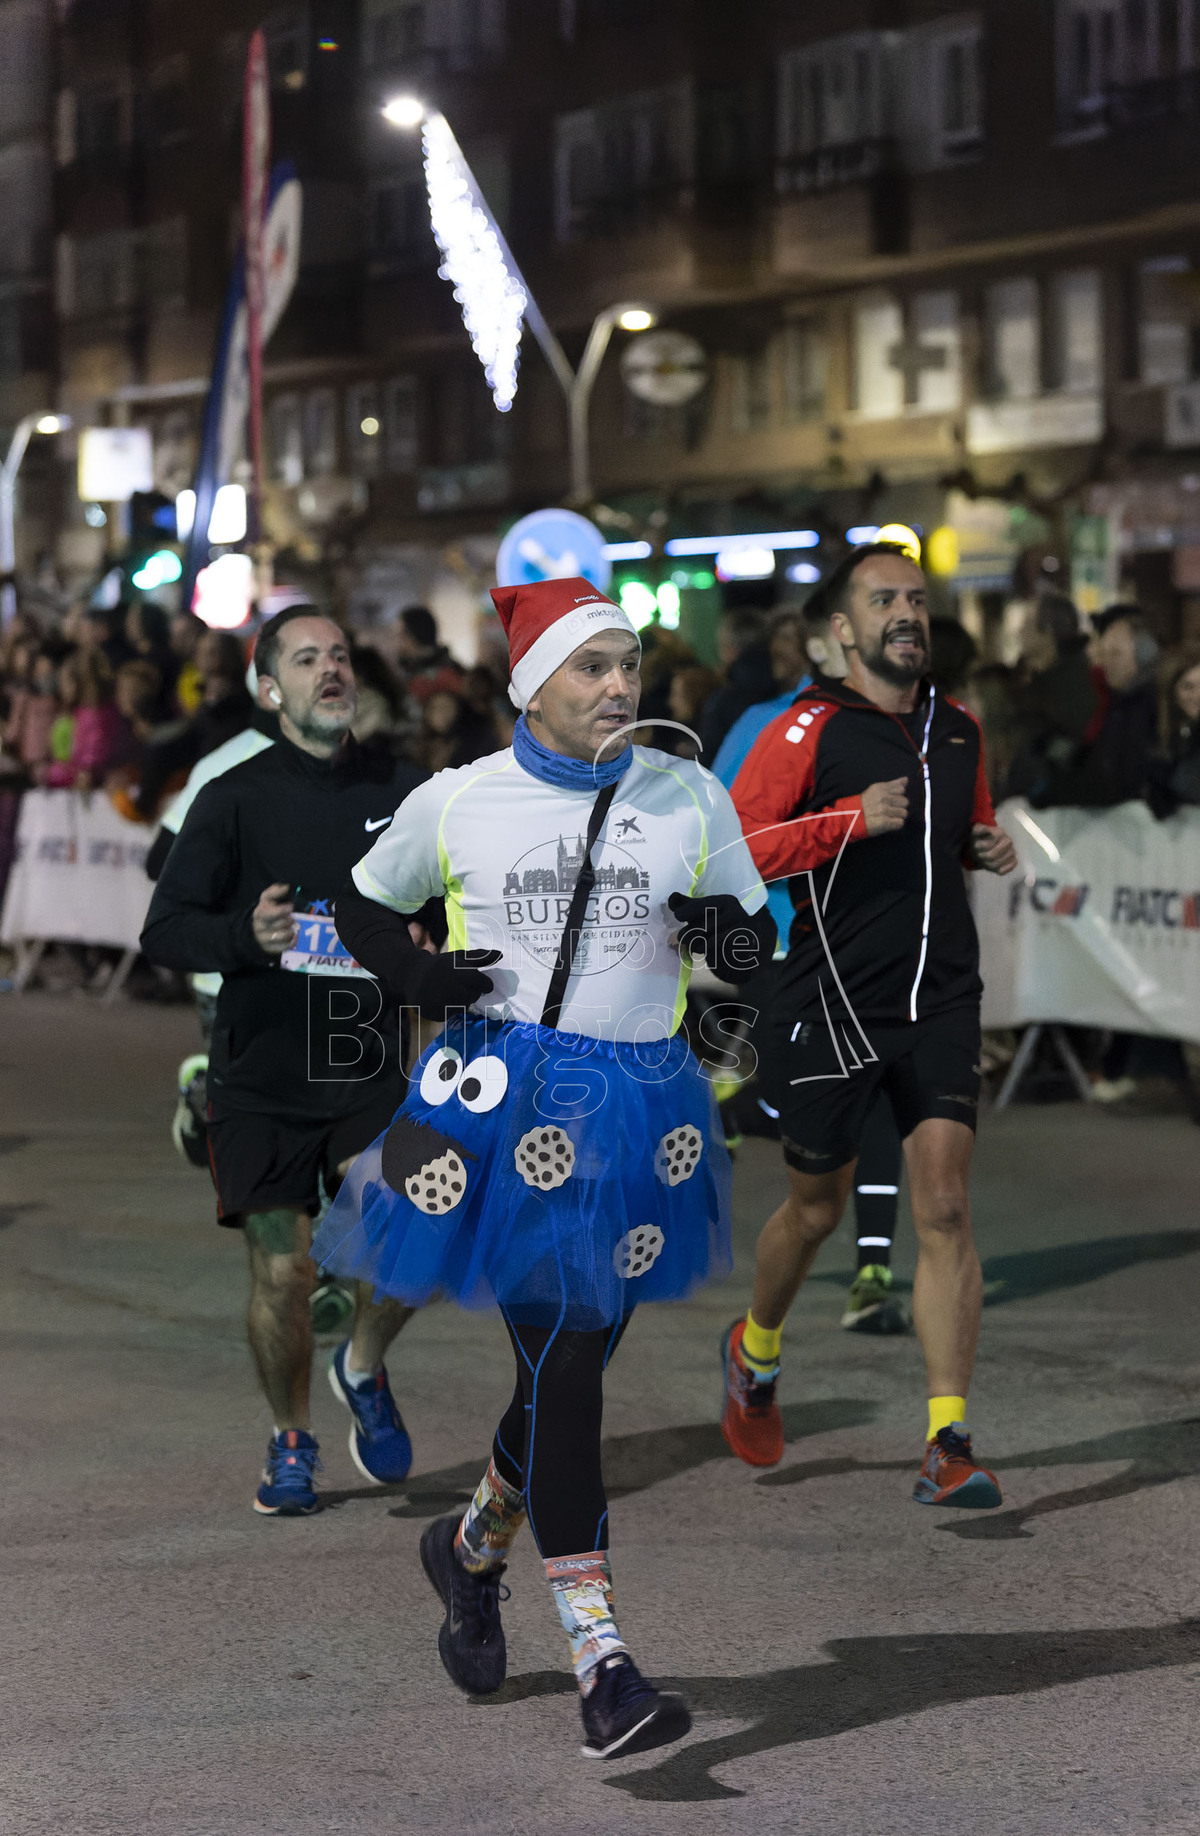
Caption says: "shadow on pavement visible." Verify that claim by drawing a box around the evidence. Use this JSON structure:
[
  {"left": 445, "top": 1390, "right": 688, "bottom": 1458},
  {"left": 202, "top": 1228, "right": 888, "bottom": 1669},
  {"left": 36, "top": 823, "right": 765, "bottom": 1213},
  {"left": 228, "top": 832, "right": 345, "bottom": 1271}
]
[
  {"left": 809, "top": 1228, "right": 1200, "bottom": 1306},
  {"left": 759, "top": 1417, "right": 1200, "bottom": 1543},
  {"left": 379, "top": 1399, "right": 878, "bottom": 1521},
  {"left": 979, "top": 1229, "right": 1200, "bottom": 1306},
  {"left": 558, "top": 1620, "right": 1200, "bottom": 1801},
  {"left": 943, "top": 1416, "right": 1200, "bottom": 1540}
]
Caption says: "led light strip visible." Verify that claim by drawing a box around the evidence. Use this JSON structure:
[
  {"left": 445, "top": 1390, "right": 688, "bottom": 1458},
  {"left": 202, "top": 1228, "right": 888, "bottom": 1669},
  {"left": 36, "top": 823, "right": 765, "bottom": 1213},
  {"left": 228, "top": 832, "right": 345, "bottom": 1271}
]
[{"left": 423, "top": 113, "right": 526, "bottom": 412}]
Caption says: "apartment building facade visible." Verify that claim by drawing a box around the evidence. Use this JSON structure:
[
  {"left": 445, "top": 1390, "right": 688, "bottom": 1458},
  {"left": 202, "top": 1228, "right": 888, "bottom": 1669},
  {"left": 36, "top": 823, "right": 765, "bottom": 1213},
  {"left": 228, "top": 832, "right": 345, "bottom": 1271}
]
[{"left": 19, "top": 1, "right": 1200, "bottom": 644}]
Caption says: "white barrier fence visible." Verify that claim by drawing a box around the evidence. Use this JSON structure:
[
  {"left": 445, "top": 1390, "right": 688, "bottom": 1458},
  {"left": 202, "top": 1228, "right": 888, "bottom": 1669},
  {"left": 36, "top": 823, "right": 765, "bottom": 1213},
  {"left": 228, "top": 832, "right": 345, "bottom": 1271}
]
[
  {"left": 0, "top": 789, "right": 153, "bottom": 997},
  {"left": 3, "top": 789, "right": 1198, "bottom": 1040},
  {"left": 976, "top": 799, "right": 1200, "bottom": 1044}
]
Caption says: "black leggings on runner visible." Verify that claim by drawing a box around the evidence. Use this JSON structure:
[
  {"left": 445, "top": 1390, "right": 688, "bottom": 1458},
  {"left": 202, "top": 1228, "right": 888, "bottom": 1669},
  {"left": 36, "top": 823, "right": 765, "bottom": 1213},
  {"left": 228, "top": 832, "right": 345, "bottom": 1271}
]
[{"left": 490, "top": 1313, "right": 630, "bottom": 1559}]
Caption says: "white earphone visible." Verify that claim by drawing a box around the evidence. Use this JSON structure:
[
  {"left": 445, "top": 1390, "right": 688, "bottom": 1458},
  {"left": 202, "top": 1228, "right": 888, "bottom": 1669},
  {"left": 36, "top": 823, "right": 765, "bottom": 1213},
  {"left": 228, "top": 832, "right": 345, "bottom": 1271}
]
[{"left": 268, "top": 687, "right": 282, "bottom": 707}]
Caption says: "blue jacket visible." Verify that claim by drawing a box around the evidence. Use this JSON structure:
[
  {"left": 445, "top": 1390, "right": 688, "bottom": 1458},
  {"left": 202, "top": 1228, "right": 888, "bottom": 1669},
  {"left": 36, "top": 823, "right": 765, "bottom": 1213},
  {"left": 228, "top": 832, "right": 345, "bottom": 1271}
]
[{"left": 712, "top": 677, "right": 810, "bottom": 948}]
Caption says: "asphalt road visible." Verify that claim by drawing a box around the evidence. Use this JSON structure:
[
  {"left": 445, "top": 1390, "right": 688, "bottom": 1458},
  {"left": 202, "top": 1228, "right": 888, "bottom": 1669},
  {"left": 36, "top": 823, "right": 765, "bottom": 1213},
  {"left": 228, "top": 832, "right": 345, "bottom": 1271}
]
[{"left": 2, "top": 993, "right": 1199, "bottom": 1835}]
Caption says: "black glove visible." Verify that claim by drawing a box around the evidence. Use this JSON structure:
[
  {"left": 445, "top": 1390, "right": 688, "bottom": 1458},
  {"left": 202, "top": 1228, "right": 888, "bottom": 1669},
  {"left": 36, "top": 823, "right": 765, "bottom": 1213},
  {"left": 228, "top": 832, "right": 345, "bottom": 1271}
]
[
  {"left": 667, "top": 891, "right": 776, "bottom": 984},
  {"left": 406, "top": 947, "right": 501, "bottom": 1019},
  {"left": 335, "top": 883, "right": 499, "bottom": 1016}
]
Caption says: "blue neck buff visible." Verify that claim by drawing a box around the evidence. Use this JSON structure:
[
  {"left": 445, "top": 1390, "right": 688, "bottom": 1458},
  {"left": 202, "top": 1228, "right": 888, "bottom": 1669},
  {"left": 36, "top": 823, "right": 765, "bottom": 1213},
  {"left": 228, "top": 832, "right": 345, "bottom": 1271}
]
[{"left": 513, "top": 713, "right": 633, "bottom": 791}]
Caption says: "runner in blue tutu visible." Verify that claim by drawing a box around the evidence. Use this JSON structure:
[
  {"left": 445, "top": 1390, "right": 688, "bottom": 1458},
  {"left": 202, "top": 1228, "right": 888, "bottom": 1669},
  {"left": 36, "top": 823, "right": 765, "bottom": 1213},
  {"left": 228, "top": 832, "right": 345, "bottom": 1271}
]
[{"left": 325, "top": 575, "right": 773, "bottom": 1761}]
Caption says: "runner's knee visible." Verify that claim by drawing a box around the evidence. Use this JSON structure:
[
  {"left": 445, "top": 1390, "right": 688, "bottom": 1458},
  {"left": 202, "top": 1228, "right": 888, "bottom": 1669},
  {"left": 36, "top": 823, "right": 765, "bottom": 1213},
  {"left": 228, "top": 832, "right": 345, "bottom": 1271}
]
[
  {"left": 911, "top": 1188, "right": 970, "bottom": 1241},
  {"left": 245, "top": 1207, "right": 307, "bottom": 1260}
]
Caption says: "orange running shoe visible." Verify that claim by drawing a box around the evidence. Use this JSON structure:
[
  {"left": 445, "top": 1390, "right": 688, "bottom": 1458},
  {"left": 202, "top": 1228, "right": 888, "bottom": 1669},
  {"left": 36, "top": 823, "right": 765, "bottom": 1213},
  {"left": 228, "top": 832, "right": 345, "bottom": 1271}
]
[
  {"left": 912, "top": 1423, "right": 1002, "bottom": 1507},
  {"left": 721, "top": 1318, "right": 784, "bottom": 1467}
]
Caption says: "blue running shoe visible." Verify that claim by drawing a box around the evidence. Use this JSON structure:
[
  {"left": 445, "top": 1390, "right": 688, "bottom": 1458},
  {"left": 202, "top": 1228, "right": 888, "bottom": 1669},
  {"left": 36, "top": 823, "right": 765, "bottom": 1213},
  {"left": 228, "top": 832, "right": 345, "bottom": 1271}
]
[
  {"left": 328, "top": 1341, "right": 413, "bottom": 1484},
  {"left": 253, "top": 1428, "right": 321, "bottom": 1516}
]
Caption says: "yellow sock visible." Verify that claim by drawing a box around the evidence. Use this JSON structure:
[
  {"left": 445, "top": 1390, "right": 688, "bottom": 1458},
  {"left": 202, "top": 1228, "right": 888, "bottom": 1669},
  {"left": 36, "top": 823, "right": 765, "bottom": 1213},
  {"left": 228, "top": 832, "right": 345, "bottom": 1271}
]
[
  {"left": 742, "top": 1310, "right": 783, "bottom": 1374},
  {"left": 927, "top": 1395, "right": 967, "bottom": 1441}
]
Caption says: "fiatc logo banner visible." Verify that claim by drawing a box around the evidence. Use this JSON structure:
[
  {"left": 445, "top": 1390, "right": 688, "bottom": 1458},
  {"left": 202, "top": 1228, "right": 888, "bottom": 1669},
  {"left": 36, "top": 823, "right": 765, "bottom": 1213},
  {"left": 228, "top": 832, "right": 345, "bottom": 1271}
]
[{"left": 975, "top": 800, "right": 1200, "bottom": 1042}]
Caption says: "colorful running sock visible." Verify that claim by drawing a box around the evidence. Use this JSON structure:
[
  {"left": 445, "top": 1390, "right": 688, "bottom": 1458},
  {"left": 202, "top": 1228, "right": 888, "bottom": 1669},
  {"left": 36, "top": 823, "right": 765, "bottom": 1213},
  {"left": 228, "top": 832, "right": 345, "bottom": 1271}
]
[
  {"left": 455, "top": 1458, "right": 527, "bottom": 1574},
  {"left": 741, "top": 1309, "right": 782, "bottom": 1378},
  {"left": 545, "top": 1552, "right": 628, "bottom": 1693},
  {"left": 927, "top": 1395, "right": 968, "bottom": 1441}
]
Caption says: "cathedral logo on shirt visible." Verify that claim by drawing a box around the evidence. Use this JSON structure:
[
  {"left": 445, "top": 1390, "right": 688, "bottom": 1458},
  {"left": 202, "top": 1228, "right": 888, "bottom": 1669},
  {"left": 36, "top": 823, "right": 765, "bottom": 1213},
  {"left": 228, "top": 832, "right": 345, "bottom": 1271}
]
[{"left": 501, "top": 833, "right": 651, "bottom": 972}]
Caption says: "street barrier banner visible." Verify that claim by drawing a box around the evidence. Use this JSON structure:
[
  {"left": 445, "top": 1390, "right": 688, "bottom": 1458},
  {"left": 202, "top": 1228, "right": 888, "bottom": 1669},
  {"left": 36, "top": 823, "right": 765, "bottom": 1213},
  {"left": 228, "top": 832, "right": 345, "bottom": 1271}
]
[
  {"left": 0, "top": 789, "right": 152, "bottom": 952},
  {"left": 976, "top": 799, "right": 1200, "bottom": 1042}
]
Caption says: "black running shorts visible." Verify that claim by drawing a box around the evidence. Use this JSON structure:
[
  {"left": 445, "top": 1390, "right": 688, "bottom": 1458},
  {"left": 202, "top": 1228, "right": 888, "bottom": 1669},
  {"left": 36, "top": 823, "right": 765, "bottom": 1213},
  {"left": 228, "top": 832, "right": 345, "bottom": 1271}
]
[
  {"left": 771, "top": 1005, "right": 981, "bottom": 1176},
  {"left": 207, "top": 1084, "right": 402, "bottom": 1227}
]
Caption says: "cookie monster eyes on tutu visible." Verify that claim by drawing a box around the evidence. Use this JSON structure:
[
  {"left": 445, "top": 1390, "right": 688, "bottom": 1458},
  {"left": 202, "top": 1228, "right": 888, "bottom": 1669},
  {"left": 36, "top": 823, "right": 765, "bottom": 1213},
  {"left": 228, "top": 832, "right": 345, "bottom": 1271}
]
[{"left": 310, "top": 1014, "right": 733, "bottom": 1332}]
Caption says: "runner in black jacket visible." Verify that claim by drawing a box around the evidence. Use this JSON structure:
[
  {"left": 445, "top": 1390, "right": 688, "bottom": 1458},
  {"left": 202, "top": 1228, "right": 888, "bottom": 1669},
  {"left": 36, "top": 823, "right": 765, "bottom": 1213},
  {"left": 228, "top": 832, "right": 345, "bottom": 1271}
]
[
  {"left": 722, "top": 543, "right": 1017, "bottom": 1507},
  {"left": 142, "top": 608, "right": 431, "bottom": 1515}
]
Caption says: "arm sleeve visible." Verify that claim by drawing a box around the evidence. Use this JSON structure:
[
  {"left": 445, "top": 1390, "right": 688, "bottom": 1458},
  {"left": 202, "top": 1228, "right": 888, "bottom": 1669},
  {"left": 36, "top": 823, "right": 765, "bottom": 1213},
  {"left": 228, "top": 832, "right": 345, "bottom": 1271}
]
[
  {"left": 334, "top": 882, "right": 423, "bottom": 992},
  {"left": 350, "top": 774, "right": 447, "bottom": 912},
  {"left": 139, "top": 782, "right": 271, "bottom": 973},
  {"left": 731, "top": 713, "right": 866, "bottom": 885}
]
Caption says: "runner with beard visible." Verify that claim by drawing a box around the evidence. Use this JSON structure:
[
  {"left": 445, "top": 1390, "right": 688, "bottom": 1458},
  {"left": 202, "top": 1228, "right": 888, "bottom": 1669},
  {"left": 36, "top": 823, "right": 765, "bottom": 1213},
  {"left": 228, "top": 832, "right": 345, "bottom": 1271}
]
[
  {"left": 141, "top": 609, "right": 428, "bottom": 1514},
  {"left": 723, "top": 543, "right": 1018, "bottom": 1503}
]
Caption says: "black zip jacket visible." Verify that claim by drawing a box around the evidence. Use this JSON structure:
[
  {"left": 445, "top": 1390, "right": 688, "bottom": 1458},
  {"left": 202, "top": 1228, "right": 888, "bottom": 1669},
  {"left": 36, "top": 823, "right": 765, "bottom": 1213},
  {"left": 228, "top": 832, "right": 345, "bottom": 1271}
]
[
  {"left": 731, "top": 673, "right": 995, "bottom": 1024},
  {"left": 141, "top": 735, "right": 427, "bottom": 1120}
]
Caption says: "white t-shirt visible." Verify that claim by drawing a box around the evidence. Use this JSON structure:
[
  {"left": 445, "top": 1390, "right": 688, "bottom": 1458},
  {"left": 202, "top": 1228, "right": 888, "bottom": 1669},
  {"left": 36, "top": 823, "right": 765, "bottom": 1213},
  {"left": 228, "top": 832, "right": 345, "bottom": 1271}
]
[{"left": 353, "top": 745, "right": 767, "bottom": 1043}]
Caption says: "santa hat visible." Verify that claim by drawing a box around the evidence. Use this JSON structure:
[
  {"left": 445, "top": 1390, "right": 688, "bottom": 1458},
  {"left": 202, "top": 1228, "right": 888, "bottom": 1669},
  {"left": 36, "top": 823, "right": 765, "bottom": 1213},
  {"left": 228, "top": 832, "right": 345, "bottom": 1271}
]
[{"left": 490, "top": 577, "right": 639, "bottom": 711}]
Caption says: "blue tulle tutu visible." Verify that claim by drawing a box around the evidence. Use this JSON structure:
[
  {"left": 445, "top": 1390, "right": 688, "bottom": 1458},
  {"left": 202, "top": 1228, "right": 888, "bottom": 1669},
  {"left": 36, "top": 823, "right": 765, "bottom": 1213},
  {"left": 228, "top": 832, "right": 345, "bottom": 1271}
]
[{"left": 311, "top": 1015, "right": 732, "bottom": 1330}]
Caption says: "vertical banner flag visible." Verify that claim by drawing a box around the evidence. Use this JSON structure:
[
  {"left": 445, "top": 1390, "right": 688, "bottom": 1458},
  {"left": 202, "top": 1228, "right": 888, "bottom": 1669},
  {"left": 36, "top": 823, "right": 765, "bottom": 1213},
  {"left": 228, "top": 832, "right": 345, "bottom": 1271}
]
[
  {"left": 241, "top": 28, "right": 271, "bottom": 542},
  {"left": 182, "top": 167, "right": 302, "bottom": 604}
]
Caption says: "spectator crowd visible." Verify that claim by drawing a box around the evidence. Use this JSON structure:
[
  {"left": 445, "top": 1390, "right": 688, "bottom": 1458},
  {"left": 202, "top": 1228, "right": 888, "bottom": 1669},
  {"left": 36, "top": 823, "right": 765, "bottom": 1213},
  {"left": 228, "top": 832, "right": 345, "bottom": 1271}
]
[{"left": 2, "top": 567, "right": 1199, "bottom": 1109}]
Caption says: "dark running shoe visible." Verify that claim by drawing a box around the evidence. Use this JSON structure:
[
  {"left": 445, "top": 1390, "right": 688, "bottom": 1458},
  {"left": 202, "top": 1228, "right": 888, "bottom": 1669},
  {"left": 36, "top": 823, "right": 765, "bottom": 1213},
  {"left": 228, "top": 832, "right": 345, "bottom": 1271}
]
[
  {"left": 913, "top": 1422, "right": 1002, "bottom": 1508},
  {"left": 419, "top": 1514, "right": 508, "bottom": 1696},
  {"left": 253, "top": 1429, "right": 321, "bottom": 1516},
  {"left": 580, "top": 1654, "right": 692, "bottom": 1760},
  {"left": 328, "top": 1341, "right": 413, "bottom": 1483}
]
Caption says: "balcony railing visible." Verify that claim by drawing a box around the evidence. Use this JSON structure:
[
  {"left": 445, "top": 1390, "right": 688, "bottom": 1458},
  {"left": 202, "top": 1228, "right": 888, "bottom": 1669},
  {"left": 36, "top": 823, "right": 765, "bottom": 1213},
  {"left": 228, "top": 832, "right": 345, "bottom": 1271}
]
[
  {"left": 1058, "top": 68, "right": 1200, "bottom": 136},
  {"left": 774, "top": 136, "right": 896, "bottom": 195}
]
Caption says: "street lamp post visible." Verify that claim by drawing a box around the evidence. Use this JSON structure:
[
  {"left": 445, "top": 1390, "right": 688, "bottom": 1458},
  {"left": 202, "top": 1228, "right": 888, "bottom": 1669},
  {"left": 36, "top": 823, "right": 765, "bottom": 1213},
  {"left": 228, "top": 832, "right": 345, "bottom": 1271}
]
[
  {"left": 0, "top": 413, "right": 69, "bottom": 627},
  {"left": 382, "top": 96, "right": 655, "bottom": 505}
]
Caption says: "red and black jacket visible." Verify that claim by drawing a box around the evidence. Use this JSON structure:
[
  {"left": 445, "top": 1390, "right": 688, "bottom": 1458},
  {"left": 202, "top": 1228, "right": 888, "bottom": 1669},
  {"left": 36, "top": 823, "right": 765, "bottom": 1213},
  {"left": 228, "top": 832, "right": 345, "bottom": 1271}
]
[{"left": 731, "top": 672, "right": 996, "bottom": 1024}]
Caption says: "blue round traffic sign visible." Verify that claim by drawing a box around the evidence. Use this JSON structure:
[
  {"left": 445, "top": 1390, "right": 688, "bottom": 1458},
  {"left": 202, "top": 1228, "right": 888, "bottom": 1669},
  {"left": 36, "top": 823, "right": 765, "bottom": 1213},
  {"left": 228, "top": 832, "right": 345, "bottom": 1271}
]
[{"left": 496, "top": 508, "right": 611, "bottom": 593}]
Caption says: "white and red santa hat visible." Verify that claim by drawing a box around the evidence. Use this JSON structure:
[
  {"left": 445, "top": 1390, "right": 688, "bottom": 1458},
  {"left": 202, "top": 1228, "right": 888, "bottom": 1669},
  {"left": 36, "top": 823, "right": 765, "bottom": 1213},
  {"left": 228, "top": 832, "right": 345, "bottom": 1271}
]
[{"left": 491, "top": 576, "right": 639, "bottom": 711}]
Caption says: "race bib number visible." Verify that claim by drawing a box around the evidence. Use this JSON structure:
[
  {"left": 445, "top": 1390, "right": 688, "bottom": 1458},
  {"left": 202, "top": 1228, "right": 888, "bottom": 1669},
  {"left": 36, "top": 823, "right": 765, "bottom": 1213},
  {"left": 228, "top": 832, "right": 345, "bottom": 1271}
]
[{"left": 281, "top": 909, "right": 374, "bottom": 979}]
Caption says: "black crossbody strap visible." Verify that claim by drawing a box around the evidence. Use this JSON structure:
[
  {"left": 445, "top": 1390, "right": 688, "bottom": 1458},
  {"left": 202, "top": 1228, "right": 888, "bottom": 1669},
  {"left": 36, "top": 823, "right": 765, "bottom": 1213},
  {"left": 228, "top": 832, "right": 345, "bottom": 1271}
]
[{"left": 540, "top": 781, "right": 618, "bottom": 1030}]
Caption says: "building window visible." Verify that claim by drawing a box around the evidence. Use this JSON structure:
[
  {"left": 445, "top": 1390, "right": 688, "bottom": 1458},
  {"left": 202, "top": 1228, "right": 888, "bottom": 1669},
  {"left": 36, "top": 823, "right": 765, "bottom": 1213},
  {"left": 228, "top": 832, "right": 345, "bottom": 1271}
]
[
  {"left": 781, "top": 320, "right": 828, "bottom": 421},
  {"left": 777, "top": 31, "right": 889, "bottom": 187},
  {"left": 554, "top": 85, "right": 692, "bottom": 240},
  {"left": 370, "top": 176, "right": 429, "bottom": 262},
  {"left": 1050, "top": 268, "right": 1104, "bottom": 392},
  {"left": 936, "top": 25, "right": 983, "bottom": 157},
  {"left": 143, "top": 218, "right": 188, "bottom": 308},
  {"left": 270, "top": 394, "right": 304, "bottom": 486},
  {"left": 726, "top": 349, "right": 772, "bottom": 434},
  {"left": 347, "top": 382, "right": 383, "bottom": 477},
  {"left": 385, "top": 375, "right": 419, "bottom": 472},
  {"left": 986, "top": 277, "right": 1041, "bottom": 399},
  {"left": 1138, "top": 254, "right": 1198, "bottom": 384},
  {"left": 1054, "top": 0, "right": 1188, "bottom": 129},
  {"left": 904, "top": 291, "right": 962, "bottom": 411},
  {"left": 853, "top": 294, "right": 905, "bottom": 418},
  {"left": 304, "top": 389, "right": 338, "bottom": 477}
]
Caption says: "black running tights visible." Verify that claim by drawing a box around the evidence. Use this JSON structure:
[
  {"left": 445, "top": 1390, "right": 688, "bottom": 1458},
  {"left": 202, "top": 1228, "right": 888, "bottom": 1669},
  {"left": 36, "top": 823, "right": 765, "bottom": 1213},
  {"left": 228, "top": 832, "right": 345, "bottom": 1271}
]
[{"left": 490, "top": 1313, "right": 630, "bottom": 1559}]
